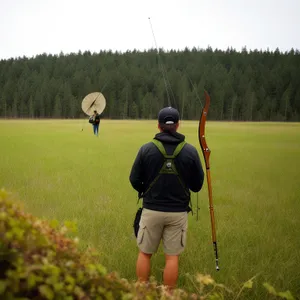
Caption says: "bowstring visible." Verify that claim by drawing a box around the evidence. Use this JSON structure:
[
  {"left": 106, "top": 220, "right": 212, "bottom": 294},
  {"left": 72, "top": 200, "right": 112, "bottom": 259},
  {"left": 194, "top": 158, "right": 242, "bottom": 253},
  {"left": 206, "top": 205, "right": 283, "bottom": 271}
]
[
  {"left": 185, "top": 71, "right": 206, "bottom": 221},
  {"left": 185, "top": 70, "right": 204, "bottom": 111},
  {"left": 148, "top": 18, "right": 176, "bottom": 108},
  {"left": 148, "top": 19, "right": 205, "bottom": 220}
]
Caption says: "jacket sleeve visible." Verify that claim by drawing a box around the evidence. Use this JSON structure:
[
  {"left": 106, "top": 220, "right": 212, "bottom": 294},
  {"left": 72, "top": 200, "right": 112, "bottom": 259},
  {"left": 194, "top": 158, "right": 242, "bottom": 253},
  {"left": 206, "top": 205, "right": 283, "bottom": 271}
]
[
  {"left": 189, "top": 148, "right": 205, "bottom": 193},
  {"left": 129, "top": 147, "right": 144, "bottom": 194}
]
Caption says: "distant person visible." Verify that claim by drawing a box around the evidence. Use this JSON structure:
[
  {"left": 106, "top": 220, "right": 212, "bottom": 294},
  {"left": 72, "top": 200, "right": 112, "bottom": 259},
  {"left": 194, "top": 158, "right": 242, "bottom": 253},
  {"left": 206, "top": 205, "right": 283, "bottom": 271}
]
[
  {"left": 89, "top": 110, "right": 101, "bottom": 136},
  {"left": 129, "top": 106, "right": 205, "bottom": 291}
]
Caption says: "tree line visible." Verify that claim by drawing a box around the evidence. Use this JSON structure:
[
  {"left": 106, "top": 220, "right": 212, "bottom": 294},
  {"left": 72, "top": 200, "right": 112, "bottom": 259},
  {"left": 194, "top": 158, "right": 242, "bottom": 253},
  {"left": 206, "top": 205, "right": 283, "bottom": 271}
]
[{"left": 0, "top": 46, "right": 299, "bottom": 121}]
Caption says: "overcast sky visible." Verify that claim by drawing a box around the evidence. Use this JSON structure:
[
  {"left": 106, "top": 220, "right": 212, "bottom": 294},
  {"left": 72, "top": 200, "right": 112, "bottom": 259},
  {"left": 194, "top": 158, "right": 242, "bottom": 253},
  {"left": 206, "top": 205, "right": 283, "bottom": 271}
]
[{"left": 0, "top": 0, "right": 299, "bottom": 59}]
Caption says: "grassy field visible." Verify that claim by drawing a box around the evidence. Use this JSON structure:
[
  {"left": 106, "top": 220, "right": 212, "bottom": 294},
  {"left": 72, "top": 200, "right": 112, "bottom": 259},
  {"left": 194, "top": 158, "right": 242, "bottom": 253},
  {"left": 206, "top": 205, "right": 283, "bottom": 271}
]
[{"left": 1, "top": 119, "right": 300, "bottom": 298}]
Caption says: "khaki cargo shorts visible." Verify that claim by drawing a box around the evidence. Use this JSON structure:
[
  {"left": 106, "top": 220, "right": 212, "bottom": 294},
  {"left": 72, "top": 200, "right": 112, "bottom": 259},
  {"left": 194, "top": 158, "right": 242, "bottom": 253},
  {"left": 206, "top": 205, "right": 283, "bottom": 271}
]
[{"left": 137, "top": 208, "right": 188, "bottom": 255}]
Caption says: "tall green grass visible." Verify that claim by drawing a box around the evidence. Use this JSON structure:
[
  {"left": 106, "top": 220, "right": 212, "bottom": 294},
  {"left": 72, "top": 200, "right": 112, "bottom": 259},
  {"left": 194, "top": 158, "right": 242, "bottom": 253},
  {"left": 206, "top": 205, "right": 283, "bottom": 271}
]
[{"left": 1, "top": 119, "right": 299, "bottom": 298}]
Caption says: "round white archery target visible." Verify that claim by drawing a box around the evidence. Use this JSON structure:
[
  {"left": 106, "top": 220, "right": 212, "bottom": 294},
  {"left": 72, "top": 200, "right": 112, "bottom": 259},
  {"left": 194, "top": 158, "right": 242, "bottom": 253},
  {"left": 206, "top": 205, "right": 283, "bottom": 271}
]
[{"left": 81, "top": 92, "right": 106, "bottom": 116}]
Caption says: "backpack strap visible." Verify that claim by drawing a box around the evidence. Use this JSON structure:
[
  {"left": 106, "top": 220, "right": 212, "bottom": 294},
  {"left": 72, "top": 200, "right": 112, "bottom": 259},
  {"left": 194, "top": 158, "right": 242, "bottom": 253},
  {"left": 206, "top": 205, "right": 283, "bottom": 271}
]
[
  {"left": 142, "top": 139, "right": 190, "bottom": 199},
  {"left": 152, "top": 139, "right": 186, "bottom": 159}
]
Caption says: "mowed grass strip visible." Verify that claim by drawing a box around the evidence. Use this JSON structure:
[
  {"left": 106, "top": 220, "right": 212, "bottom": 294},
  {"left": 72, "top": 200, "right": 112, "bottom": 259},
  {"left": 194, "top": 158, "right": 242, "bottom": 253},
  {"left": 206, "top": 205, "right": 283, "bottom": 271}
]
[{"left": 1, "top": 119, "right": 299, "bottom": 298}]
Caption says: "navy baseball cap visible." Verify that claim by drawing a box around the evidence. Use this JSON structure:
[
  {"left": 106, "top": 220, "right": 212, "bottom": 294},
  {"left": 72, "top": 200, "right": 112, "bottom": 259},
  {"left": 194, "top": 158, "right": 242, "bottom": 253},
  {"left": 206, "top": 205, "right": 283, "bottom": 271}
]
[{"left": 158, "top": 107, "right": 180, "bottom": 124}]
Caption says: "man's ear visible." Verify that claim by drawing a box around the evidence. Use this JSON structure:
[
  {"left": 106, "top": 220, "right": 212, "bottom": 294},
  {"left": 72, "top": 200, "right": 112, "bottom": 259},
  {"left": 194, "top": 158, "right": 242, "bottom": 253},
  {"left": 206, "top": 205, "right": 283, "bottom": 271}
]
[
  {"left": 158, "top": 123, "right": 162, "bottom": 132},
  {"left": 175, "top": 123, "right": 179, "bottom": 130}
]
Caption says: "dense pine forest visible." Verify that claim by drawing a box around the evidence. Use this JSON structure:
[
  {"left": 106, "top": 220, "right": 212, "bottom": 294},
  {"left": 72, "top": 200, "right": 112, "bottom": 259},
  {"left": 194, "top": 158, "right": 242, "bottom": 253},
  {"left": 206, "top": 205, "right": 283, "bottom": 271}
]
[{"left": 0, "top": 47, "right": 299, "bottom": 121}]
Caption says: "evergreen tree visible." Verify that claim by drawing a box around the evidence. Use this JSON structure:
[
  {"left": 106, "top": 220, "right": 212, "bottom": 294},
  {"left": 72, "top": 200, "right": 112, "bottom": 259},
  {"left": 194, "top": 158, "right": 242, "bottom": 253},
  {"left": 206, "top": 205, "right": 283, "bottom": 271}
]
[
  {"left": 53, "top": 95, "right": 62, "bottom": 118},
  {"left": 0, "top": 48, "right": 299, "bottom": 121}
]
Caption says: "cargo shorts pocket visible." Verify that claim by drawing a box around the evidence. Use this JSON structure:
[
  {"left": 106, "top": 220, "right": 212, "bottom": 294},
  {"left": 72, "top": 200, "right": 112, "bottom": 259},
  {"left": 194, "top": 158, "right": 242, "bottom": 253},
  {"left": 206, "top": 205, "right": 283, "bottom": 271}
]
[
  {"left": 137, "top": 223, "right": 147, "bottom": 245},
  {"left": 181, "top": 227, "right": 187, "bottom": 247}
]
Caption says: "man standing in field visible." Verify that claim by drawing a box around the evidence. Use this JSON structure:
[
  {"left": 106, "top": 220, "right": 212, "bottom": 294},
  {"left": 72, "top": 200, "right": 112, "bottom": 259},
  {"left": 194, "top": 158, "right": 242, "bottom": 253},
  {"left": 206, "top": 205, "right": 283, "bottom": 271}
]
[
  {"left": 129, "top": 107, "right": 204, "bottom": 290},
  {"left": 89, "top": 110, "right": 101, "bottom": 136}
]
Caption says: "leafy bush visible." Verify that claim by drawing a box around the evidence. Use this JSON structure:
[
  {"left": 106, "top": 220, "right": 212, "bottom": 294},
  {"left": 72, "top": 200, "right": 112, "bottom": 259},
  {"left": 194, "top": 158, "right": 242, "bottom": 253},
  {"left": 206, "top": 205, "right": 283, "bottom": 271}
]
[
  {"left": 0, "top": 189, "right": 132, "bottom": 299},
  {"left": 0, "top": 189, "right": 296, "bottom": 300}
]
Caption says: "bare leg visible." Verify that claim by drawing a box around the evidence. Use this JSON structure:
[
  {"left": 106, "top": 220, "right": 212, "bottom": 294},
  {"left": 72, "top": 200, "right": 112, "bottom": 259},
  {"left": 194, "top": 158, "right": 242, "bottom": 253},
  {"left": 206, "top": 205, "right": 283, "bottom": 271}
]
[
  {"left": 136, "top": 251, "right": 152, "bottom": 282},
  {"left": 163, "top": 254, "right": 179, "bottom": 289}
]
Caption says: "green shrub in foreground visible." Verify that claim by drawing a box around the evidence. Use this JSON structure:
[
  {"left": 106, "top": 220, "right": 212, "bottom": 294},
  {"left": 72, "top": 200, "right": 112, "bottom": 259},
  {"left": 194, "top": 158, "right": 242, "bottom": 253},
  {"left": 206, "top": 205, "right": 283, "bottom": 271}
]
[
  {"left": 0, "top": 189, "right": 131, "bottom": 299},
  {"left": 0, "top": 189, "right": 296, "bottom": 300}
]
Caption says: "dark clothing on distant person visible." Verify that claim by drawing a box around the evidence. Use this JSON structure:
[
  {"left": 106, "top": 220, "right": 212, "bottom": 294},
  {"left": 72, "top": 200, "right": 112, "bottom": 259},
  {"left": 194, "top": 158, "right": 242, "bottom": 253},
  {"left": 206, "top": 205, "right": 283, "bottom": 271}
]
[{"left": 89, "top": 113, "right": 101, "bottom": 136}]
